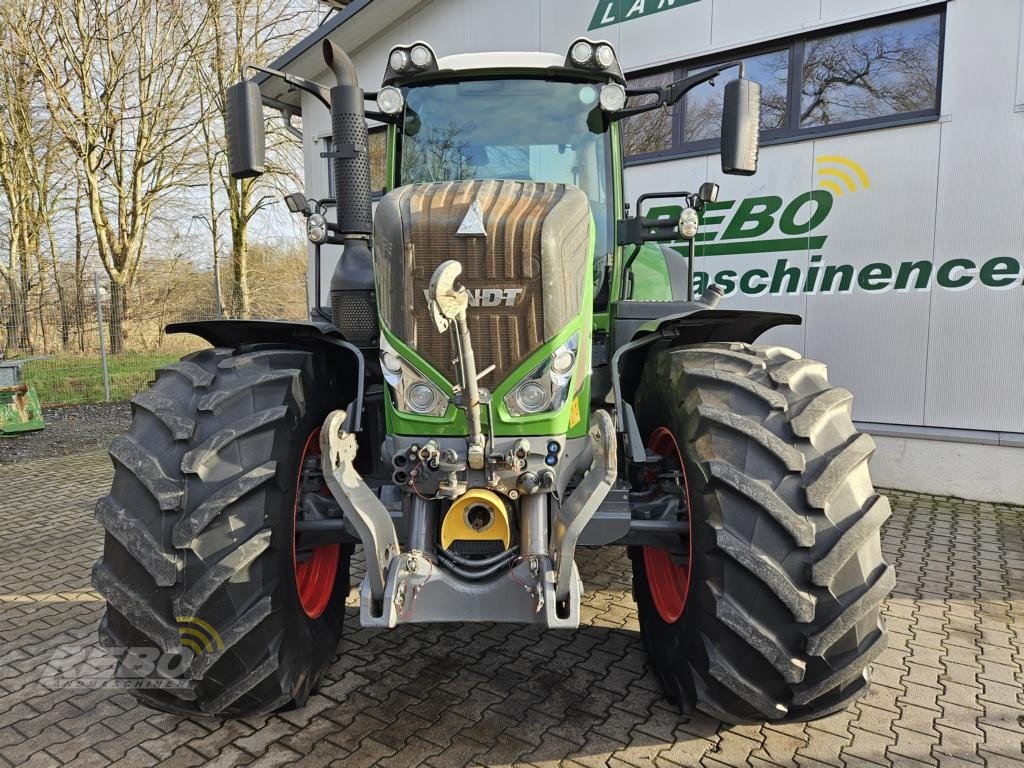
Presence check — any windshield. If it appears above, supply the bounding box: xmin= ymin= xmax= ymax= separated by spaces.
xmin=399 ymin=78 xmax=614 ymax=263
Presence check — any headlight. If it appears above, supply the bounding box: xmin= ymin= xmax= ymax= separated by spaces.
xmin=380 ymin=337 xmax=447 ymax=417
xmin=515 ymin=382 xmax=549 ymax=414
xmin=306 ymin=213 xmax=328 ymax=245
xmin=679 ymin=207 xmax=700 ymax=240
xmin=376 ymin=86 xmax=404 ymax=115
xmin=504 ymin=334 xmax=579 ymax=417
xmin=407 ymin=382 xmax=439 ymax=414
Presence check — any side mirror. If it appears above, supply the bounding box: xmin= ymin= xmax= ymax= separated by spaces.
xmin=226 ymin=80 xmax=266 ymax=179
xmin=698 ymin=182 xmax=719 ymax=204
xmin=720 ymin=77 xmax=761 ymax=176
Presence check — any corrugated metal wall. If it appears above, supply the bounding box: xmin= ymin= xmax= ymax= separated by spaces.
xmin=301 ymin=0 xmax=1024 ymax=434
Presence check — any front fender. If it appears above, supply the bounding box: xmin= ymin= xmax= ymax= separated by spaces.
xmin=167 ymin=318 xmax=342 ymax=348
xmin=609 ymin=307 xmax=801 ymax=463
xmin=167 ymin=319 xmax=368 ymax=431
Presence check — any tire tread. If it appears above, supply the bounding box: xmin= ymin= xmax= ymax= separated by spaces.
xmin=632 ymin=343 xmax=892 ymax=724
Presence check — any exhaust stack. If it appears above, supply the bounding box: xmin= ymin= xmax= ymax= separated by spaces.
xmin=322 ymin=40 xmax=372 ymax=236
xmin=322 ymin=40 xmax=377 ymax=344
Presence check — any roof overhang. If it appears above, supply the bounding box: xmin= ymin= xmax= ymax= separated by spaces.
xmin=257 ymin=0 xmax=427 ymax=112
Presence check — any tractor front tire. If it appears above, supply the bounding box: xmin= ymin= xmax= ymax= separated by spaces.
xmin=632 ymin=342 xmax=893 ymax=723
xmin=92 ymin=346 xmax=352 ymax=716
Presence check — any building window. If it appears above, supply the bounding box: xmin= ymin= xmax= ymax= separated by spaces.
xmin=799 ymin=15 xmax=941 ymax=128
xmin=684 ymin=49 xmax=790 ymax=144
xmin=326 ymin=126 xmax=389 ymax=198
xmin=623 ymin=7 xmax=943 ymax=161
xmin=622 ymin=70 xmax=676 ymax=156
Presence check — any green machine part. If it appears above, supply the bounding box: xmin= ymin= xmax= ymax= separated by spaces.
xmin=0 ymin=361 xmax=45 ymax=435
xmin=0 ymin=385 xmax=44 ymax=435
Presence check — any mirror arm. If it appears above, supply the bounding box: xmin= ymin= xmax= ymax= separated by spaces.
xmin=243 ymin=62 xmax=333 ymax=110
xmin=609 ymin=60 xmax=744 ymax=121
xmin=243 ymin=64 xmax=400 ymax=125
xmin=665 ymin=60 xmax=743 ymax=106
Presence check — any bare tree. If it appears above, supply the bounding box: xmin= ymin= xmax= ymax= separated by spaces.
xmin=22 ymin=0 xmax=209 ymax=353
xmin=0 ymin=5 xmax=65 ymax=354
xmin=192 ymin=0 xmax=314 ymax=319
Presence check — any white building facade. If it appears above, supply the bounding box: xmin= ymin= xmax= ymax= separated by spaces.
xmin=263 ymin=0 xmax=1024 ymax=502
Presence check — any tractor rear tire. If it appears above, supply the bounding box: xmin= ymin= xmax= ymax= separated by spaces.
xmin=632 ymin=342 xmax=893 ymax=723
xmin=92 ymin=345 xmax=352 ymax=716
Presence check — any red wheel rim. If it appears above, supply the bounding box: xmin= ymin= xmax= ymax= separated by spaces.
xmin=643 ymin=427 xmax=693 ymax=624
xmin=293 ymin=428 xmax=340 ymax=619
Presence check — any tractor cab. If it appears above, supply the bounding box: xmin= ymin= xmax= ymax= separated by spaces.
xmin=381 ymin=47 xmax=621 ymax=300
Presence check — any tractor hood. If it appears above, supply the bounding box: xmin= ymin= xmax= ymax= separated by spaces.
xmin=374 ymin=179 xmax=592 ymax=391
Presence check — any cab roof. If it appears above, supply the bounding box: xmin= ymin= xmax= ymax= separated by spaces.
xmin=435 ymin=52 xmax=566 ymax=72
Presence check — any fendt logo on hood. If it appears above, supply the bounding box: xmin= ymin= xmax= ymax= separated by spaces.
xmin=422 ymin=287 xmax=524 ymax=307
xmin=590 ymin=0 xmax=701 ymax=30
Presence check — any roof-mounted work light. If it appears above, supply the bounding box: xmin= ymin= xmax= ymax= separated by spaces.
xmin=564 ymin=38 xmax=624 ymax=82
xmin=383 ymin=41 xmax=439 ymax=84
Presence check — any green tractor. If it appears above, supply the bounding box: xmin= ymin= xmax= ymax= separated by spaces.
xmin=93 ymin=37 xmax=893 ymax=723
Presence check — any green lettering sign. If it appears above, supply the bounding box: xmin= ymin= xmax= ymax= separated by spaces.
xmin=936 ymin=258 xmax=976 ymax=289
xmin=721 ymin=196 xmax=783 ymax=240
xmin=779 ymin=191 xmax=833 ymax=235
xmin=979 ymin=256 xmax=1021 ymax=288
xmin=858 ymin=262 xmax=893 ymax=292
xmin=589 ymin=0 xmax=702 ymax=31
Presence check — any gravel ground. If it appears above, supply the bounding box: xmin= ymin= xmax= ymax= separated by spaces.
xmin=0 ymin=401 xmax=129 ymax=465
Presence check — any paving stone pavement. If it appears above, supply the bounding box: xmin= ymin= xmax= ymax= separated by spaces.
xmin=1 ymin=449 xmax=1022 ymax=767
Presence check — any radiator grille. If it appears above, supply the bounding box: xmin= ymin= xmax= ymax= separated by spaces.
xmin=374 ymin=180 xmax=591 ymax=389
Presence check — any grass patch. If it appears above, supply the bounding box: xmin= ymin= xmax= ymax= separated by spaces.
xmin=21 ymin=353 xmax=185 ymax=406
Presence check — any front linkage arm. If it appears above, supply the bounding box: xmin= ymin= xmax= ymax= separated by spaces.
xmin=319 ymin=410 xmax=400 ymax=610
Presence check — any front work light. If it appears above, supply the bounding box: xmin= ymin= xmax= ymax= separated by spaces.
xmin=599 ymin=83 xmax=627 ymax=112
xmin=306 ymin=213 xmax=329 ymax=244
xmin=376 ymin=85 xmax=405 ymax=115
xmin=283 ymin=192 xmax=307 ymax=213
xmin=679 ymin=208 xmax=700 ymax=240
xmin=594 ymin=44 xmax=615 ymax=68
